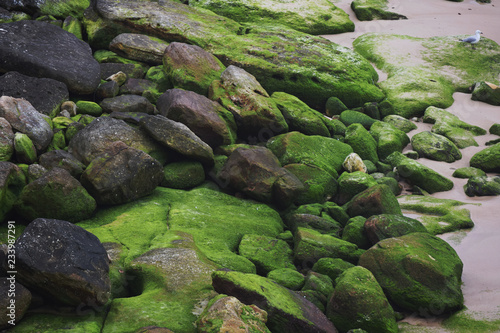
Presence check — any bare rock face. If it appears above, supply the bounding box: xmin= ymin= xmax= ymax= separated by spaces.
xmin=0 ymin=20 xmax=100 ymax=95
xmin=80 ymin=141 xmax=164 ymax=205
xmin=15 ymin=218 xmax=111 ymax=307
xmin=0 ymin=278 xmax=31 ymax=329
xmin=109 ymin=33 xmax=169 ymax=65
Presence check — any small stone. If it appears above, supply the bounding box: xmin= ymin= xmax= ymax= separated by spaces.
xmin=343 ymin=152 xmax=367 ymax=173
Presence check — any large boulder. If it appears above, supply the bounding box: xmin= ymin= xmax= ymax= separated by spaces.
xmin=15 ymin=167 xmax=96 ymax=222
xmin=157 ymin=89 xmax=236 ymax=148
xmin=218 ymin=146 xmax=304 ymax=207
xmin=15 ymin=218 xmax=111 ymax=306
xmin=469 ymin=143 xmax=500 ymax=173
xmin=353 ymin=33 xmax=500 ymax=118
xmin=81 ymin=141 xmax=164 ymax=205
xmin=212 ymin=270 xmax=338 ymax=333
xmin=386 ymin=151 xmax=454 ymax=193
xmin=0 ymin=0 xmax=89 ymax=18
xmin=139 ymin=114 xmax=214 ymax=165
xmin=90 ymin=0 xmax=384 ymax=109
xmin=411 ymin=131 xmax=462 ymax=163
xmin=326 ymin=266 xmax=397 ymax=333
xmin=0 ymin=96 xmax=53 ymax=152
xmin=190 ymin=0 xmax=353 ymax=35
xmin=163 ymin=42 xmax=226 ymax=96
xmin=68 ymin=117 xmax=164 ymax=165
xmin=267 ymin=131 xmax=353 ymax=178
xmin=359 ymin=232 xmax=464 ymax=315
xmin=0 ymin=71 xmax=69 ymax=118
xmin=0 ymin=20 xmax=100 ymax=95
xmin=0 ymin=161 xmax=25 ymax=222
xmin=209 ymin=65 xmax=288 ymax=140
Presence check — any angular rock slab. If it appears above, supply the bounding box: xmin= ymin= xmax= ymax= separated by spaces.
xmin=15 ymin=218 xmax=111 ymax=306
xmin=0 ymin=96 xmax=53 ymax=152
xmin=68 ymin=116 xmax=164 ymax=165
xmin=140 ymin=114 xmax=214 ymax=165
xmin=157 ymin=88 xmax=236 ymax=148
xmin=0 ymin=20 xmax=100 ymax=95
xmin=212 ymin=270 xmax=338 ymax=333
xmin=81 ymin=141 xmax=164 ymax=205
xmin=109 ymin=33 xmax=169 ymax=65
xmin=359 ymin=232 xmax=464 ymax=316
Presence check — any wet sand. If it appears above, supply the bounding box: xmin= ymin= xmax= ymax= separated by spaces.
xmin=323 ymin=0 xmax=500 ymax=329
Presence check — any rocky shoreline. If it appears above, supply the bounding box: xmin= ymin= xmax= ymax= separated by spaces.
xmin=1 ymin=0 xmax=500 ymax=332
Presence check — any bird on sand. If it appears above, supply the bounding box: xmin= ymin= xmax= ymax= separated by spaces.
xmin=459 ymin=30 xmax=483 ymax=49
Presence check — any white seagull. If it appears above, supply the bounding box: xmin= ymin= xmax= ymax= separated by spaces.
xmin=459 ymin=30 xmax=483 ymax=49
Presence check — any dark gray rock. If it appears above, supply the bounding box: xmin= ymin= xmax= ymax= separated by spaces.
xmin=0 ymin=117 xmax=14 ymax=161
xmin=0 ymin=71 xmax=69 ymax=118
xmin=68 ymin=116 xmax=164 ymax=165
xmin=157 ymin=89 xmax=236 ymax=148
xmin=109 ymin=33 xmax=169 ymax=65
xmin=100 ymin=62 xmax=146 ymax=80
xmin=100 ymin=94 xmax=155 ymax=114
xmin=81 ymin=141 xmax=164 ymax=205
xmin=0 ymin=161 xmax=25 ymax=222
xmin=39 ymin=150 xmax=86 ymax=178
xmin=140 ymin=114 xmax=214 ymax=165
xmin=0 ymin=96 xmax=53 ymax=152
xmin=15 ymin=167 xmax=96 ymax=222
xmin=218 ymin=146 xmax=304 ymax=207
xmin=15 ymin=218 xmax=111 ymax=306
xmin=0 ymin=20 xmax=100 ymax=95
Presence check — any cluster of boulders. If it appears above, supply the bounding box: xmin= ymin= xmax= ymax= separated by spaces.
xmin=0 ymin=0 xmax=500 ymax=332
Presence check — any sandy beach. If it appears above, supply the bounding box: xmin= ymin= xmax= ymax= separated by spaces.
xmin=324 ymin=0 xmax=500 ymax=329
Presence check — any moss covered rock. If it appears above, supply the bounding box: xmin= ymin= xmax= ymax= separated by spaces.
xmin=351 ymin=0 xmax=406 ymax=21
xmin=423 ymin=106 xmax=486 ymax=148
xmin=490 ymin=123 xmax=500 ymax=136
xmin=344 ymin=184 xmax=402 ymax=218
xmin=354 ymin=33 xmax=500 ymax=118
xmin=383 ymin=114 xmax=417 ymax=133
xmin=92 ymin=0 xmax=384 ymax=109
xmin=267 ymin=131 xmax=353 ymax=179
xmin=344 ymin=123 xmax=379 ymax=164
xmin=212 ymin=270 xmax=337 ymax=333
xmin=398 ymin=195 xmax=475 ymax=234
xmin=341 ymin=216 xmax=370 ymax=249
xmin=238 ymin=234 xmax=294 ymax=275
xmin=471 ymin=81 xmax=500 ymax=106
xmin=327 ymin=266 xmax=397 ymax=333
xmin=339 ymin=110 xmax=378 ymax=129
xmin=469 ymin=143 xmax=500 ymax=173
xmin=284 ymin=163 xmax=338 ymax=205
xmin=15 ymin=167 xmax=96 ymax=222
xmin=336 ymin=171 xmax=377 ymax=205
xmin=411 ymin=131 xmax=462 ymax=163
xmin=311 ymin=258 xmax=354 ymax=284
xmin=0 ymin=117 xmax=14 ymax=161
xmin=294 ymin=227 xmax=359 ymax=267
xmin=364 ymin=214 xmax=428 ymax=246
xmin=464 ymin=176 xmax=500 ymax=197
xmin=370 ymin=121 xmax=409 ymax=160
xmin=190 ymin=0 xmax=353 ymax=35
xmin=386 ymin=151 xmax=454 ymax=193
xmin=271 ymin=92 xmax=330 ymax=137
xmin=0 ymin=162 xmax=26 ymax=222
xmin=14 ymin=133 xmax=37 ymax=164
xmin=267 ymin=268 xmax=305 ymax=290
xmin=452 ymin=166 xmax=486 ymax=179
xmin=161 ymin=161 xmax=205 ymax=189
xmin=359 ymin=232 xmax=464 ymax=315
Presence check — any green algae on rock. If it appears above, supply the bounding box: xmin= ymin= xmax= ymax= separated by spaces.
xmin=284 ymin=163 xmax=338 ymax=205
xmin=267 ymin=268 xmax=305 ymax=291
xmin=91 ymin=0 xmax=384 ymax=110
xmin=351 ymin=0 xmax=407 ymax=21
xmin=464 ymin=176 xmax=500 ymax=197
xmin=327 ymin=266 xmax=398 ymax=333
xmin=411 ymin=131 xmax=462 ymax=163
xmin=423 ymin=106 xmax=486 ymax=148
xmin=386 ymin=151 xmax=454 ymax=193
xmin=344 ymin=123 xmax=379 ymax=164
xmin=383 ymin=114 xmax=417 ymax=133
xmin=398 ymin=195 xmax=475 ymax=234
xmin=344 ymin=184 xmax=402 ymax=218
xmin=452 ymin=166 xmax=486 ymax=179
xmin=370 ymin=121 xmax=410 ymax=160
xmin=190 ymin=0 xmax=354 ymax=35
xmin=359 ymin=232 xmax=464 ymax=316
xmin=470 ymin=142 xmax=500 ymax=173
xmin=353 ymin=33 xmax=500 ymax=118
